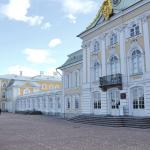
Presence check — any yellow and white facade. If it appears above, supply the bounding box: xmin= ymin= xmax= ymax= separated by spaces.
xmin=6 ymin=0 xmax=150 ymax=117
xmin=0 ymin=74 xmax=62 ymax=112
xmin=78 ymin=0 xmax=150 ymax=116
xmin=59 ymin=0 xmax=150 ymax=117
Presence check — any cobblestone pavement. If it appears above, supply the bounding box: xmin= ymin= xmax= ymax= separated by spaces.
xmin=0 ymin=113 xmax=150 ymax=150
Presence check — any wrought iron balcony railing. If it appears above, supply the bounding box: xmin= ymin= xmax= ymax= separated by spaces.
xmin=99 ymin=74 xmax=122 ymax=91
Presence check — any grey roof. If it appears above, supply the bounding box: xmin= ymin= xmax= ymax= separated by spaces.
xmin=58 ymin=49 xmax=83 ymax=69
xmin=7 ymin=80 xmax=40 ymax=88
xmin=0 ymin=74 xmax=61 ymax=82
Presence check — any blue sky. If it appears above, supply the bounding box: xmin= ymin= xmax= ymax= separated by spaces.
xmin=0 ymin=0 xmax=103 ymax=76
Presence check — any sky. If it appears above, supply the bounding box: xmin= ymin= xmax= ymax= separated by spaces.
xmin=0 ymin=0 xmax=103 ymax=77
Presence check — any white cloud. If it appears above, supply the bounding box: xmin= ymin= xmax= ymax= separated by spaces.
xmin=0 ymin=0 xmax=48 ymax=26
xmin=23 ymin=48 xmax=56 ymax=64
xmin=41 ymin=22 xmax=51 ymax=30
xmin=67 ymin=14 xmax=76 ymax=24
xmin=48 ymin=38 xmax=62 ymax=48
xmin=8 ymin=65 xmax=60 ymax=77
xmin=62 ymin=0 xmax=97 ymax=15
xmin=8 ymin=65 xmax=39 ymax=77
xmin=59 ymin=0 xmax=98 ymax=23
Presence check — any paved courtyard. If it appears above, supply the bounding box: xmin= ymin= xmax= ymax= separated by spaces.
xmin=0 ymin=113 xmax=150 ymax=150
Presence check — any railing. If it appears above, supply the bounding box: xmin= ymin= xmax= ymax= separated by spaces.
xmin=99 ymin=74 xmax=122 ymax=91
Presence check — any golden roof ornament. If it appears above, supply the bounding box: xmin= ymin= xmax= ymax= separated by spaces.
xmin=101 ymin=0 xmax=113 ymax=20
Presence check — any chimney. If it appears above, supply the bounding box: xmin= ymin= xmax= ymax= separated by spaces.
xmin=20 ymin=71 xmax=23 ymax=76
xmin=40 ymin=71 xmax=44 ymax=76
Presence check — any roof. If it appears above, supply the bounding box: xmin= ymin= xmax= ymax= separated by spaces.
xmin=58 ymin=49 xmax=83 ymax=69
xmin=0 ymin=74 xmax=61 ymax=82
xmin=78 ymin=0 xmax=144 ymax=36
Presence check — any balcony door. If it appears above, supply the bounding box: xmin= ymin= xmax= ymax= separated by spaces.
xmin=108 ymin=89 xmax=120 ymax=116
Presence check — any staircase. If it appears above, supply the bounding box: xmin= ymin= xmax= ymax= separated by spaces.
xmin=68 ymin=115 xmax=150 ymax=129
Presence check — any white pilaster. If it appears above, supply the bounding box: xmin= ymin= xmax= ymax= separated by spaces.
xmin=143 ymin=16 xmax=150 ymax=74
xmin=81 ymin=41 xmax=92 ymax=114
xmin=101 ymin=35 xmax=106 ymax=76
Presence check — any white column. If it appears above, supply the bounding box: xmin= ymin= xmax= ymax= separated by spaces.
xmin=143 ymin=16 xmax=150 ymax=73
xmin=82 ymin=44 xmax=88 ymax=84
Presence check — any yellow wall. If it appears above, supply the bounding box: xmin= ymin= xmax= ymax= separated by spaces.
xmin=19 ymin=81 xmax=62 ymax=96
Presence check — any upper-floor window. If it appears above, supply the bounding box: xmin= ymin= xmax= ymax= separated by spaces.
xmin=23 ymin=89 xmax=30 ymax=95
xmin=110 ymin=33 xmax=117 ymax=45
xmin=131 ymin=50 xmax=142 ymax=75
xmin=110 ymin=56 xmax=119 ymax=75
xmin=2 ymin=83 xmax=7 ymax=88
xmin=94 ymin=41 xmax=99 ymax=52
xmin=93 ymin=62 xmax=100 ymax=81
xmin=42 ymin=84 xmax=46 ymax=89
xmin=130 ymin=24 xmax=140 ymax=37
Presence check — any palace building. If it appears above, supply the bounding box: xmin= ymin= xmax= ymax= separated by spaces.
xmin=12 ymin=0 xmax=150 ymax=117
xmin=60 ymin=0 xmax=150 ymax=117
xmin=0 ymin=73 xmax=62 ymax=112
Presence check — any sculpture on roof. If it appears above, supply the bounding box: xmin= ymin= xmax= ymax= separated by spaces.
xmin=101 ymin=0 xmax=113 ymax=20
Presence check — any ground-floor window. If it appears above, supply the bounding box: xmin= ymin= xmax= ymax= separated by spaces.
xmin=93 ymin=92 xmax=101 ymax=109
xmin=108 ymin=90 xmax=120 ymax=109
xmin=75 ymin=97 xmax=79 ymax=109
xmin=131 ymin=87 xmax=144 ymax=109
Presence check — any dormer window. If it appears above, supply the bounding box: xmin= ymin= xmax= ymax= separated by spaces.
xmin=94 ymin=41 xmax=99 ymax=52
xmin=130 ymin=24 xmax=140 ymax=37
xmin=110 ymin=33 xmax=117 ymax=45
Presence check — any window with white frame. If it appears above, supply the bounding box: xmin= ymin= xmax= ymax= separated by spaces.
xmin=130 ymin=24 xmax=140 ymax=37
xmin=66 ymin=97 xmax=71 ymax=109
xmin=23 ymin=89 xmax=30 ymax=95
xmin=75 ymin=96 xmax=80 ymax=109
xmin=74 ymin=70 xmax=80 ymax=87
xmin=110 ymin=33 xmax=117 ymax=45
xmin=42 ymin=84 xmax=46 ymax=89
xmin=43 ymin=97 xmax=46 ymax=108
xmin=57 ymin=97 xmax=61 ymax=109
xmin=94 ymin=41 xmax=99 ymax=52
xmin=37 ymin=98 xmax=40 ymax=109
xmin=131 ymin=87 xmax=144 ymax=109
xmin=93 ymin=92 xmax=101 ymax=109
xmin=49 ymin=97 xmax=53 ymax=108
xmin=93 ymin=61 xmax=100 ymax=81
xmin=131 ymin=50 xmax=143 ymax=75
xmin=110 ymin=56 xmax=119 ymax=75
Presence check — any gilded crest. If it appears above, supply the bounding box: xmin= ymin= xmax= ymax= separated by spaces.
xmin=101 ymin=0 xmax=113 ymax=20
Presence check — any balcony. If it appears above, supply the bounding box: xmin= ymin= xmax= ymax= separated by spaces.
xmin=99 ymin=74 xmax=122 ymax=91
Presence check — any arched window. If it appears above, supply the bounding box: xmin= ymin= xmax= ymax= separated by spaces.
xmin=2 ymin=83 xmax=7 ymax=88
xmin=110 ymin=56 xmax=119 ymax=75
xmin=131 ymin=50 xmax=142 ymax=75
xmin=67 ymin=98 xmax=71 ymax=109
xmin=131 ymin=87 xmax=144 ymax=109
xmin=93 ymin=62 xmax=100 ymax=81
xmin=94 ymin=41 xmax=99 ymax=52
